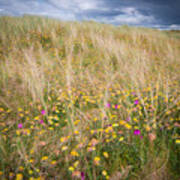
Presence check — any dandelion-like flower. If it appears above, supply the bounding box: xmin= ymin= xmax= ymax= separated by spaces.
xmin=16 ymin=173 xmax=23 ymax=180
xmin=94 ymin=156 xmax=100 ymax=165
xmin=175 ymin=139 xmax=180 ymax=144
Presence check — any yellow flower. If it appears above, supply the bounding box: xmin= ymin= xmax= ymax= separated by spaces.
xmin=119 ymin=120 xmax=125 ymax=125
xmin=103 ymin=152 xmax=109 ymax=158
xmin=74 ymin=120 xmax=80 ymax=125
xmin=48 ymin=127 xmax=54 ymax=131
xmin=68 ymin=166 xmax=74 ymax=172
xmin=9 ymin=172 xmax=14 ymax=177
xmin=60 ymin=137 xmax=66 ymax=143
xmin=175 ymin=139 xmax=180 ymax=144
xmin=112 ymin=133 xmax=117 ymax=139
xmin=19 ymin=113 xmax=24 ymax=117
xmin=74 ymin=130 xmax=79 ymax=135
xmin=102 ymin=170 xmax=107 ymax=176
xmin=16 ymin=173 xmax=23 ymax=180
xmin=62 ymin=146 xmax=68 ymax=151
xmin=34 ymin=116 xmax=40 ymax=120
xmin=35 ymin=176 xmax=45 ymax=180
xmin=35 ymin=169 xmax=40 ymax=173
xmin=16 ymin=130 xmax=21 ymax=136
xmin=29 ymin=159 xmax=34 ymax=163
xmin=112 ymin=123 xmax=119 ymax=127
xmin=51 ymin=160 xmax=56 ymax=165
xmin=105 ymin=126 xmax=113 ymax=133
xmin=28 ymin=170 xmax=33 ymax=175
xmin=133 ymin=118 xmax=138 ymax=122
xmin=73 ymin=161 xmax=79 ymax=167
xmin=18 ymin=108 xmax=23 ymax=112
xmin=25 ymin=129 xmax=31 ymax=135
xmin=145 ymin=125 xmax=151 ymax=131
xmin=0 ymin=171 xmax=3 ymax=176
xmin=70 ymin=150 xmax=79 ymax=157
xmin=30 ymin=149 xmax=34 ymax=154
xmin=119 ymin=137 xmax=124 ymax=142
xmin=41 ymin=156 xmax=48 ymax=161
xmin=94 ymin=156 xmax=100 ymax=165
xmin=124 ymin=123 xmax=132 ymax=129
xmin=152 ymin=123 xmax=157 ymax=129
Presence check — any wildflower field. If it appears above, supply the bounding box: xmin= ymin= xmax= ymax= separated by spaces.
xmin=0 ymin=16 xmax=180 ymax=180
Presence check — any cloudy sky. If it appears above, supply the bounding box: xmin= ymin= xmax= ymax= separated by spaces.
xmin=0 ymin=0 xmax=180 ymax=30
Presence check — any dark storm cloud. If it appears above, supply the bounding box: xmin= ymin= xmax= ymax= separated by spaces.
xmin=0 ymin=0 xmax=180 ymax=29
xmin=102 ymin=0 xmax=180 ymax=26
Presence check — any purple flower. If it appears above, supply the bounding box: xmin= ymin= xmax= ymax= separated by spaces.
xmin=18 ymin=123 xmax=23 ymax=129
xmin=81 ymin=172 xmax=85 ymax=180
xmin=106 ymin=103 xmax=111 ymax=108
xmin=40 ymin=120 xmax=44 ymax=124
xmin=41 ymin=110 xmax=46 ymax=115
xmin=132 ymin=92 xmax=136 ymax=96
xmin=134 ymin=100 xmax=139 ymax=105
xmin=134 ymin=129 xmax=141 ymax=135
xmin=115 ymin=104 xmax=118 ymax=109
xmin=126 ymin=117 xmax=131 ymax=122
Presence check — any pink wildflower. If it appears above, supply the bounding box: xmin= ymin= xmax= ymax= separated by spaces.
xmin=41 ymin=110 xmax=46 ymax=115
xmin=106 ymin=103 xmax=111 ymax=108
xmin=134 ymin=100 xmax=139 ymax=105
xmin=126 ymin=117 xmax=131 ymax=121
xmin=18 ymin=123 xmax=23 ymax=129
xmin=81 ymin=172 xmax=85 ymax=180
xmin=40 ymin=120 xmax=44 ymax=124
xmin=134 ymin=129 xmax=140 ymax=135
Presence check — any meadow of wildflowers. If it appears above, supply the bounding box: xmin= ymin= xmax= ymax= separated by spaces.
xmin=0 ymin=16 xmax=180 ymax=180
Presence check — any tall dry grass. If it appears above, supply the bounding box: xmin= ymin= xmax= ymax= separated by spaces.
xmin=0 ymin=16 xmax=180 ymax=179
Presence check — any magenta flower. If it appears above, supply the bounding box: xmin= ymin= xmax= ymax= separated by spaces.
xmin=81 ymin=172 xmax=85 ymax=180
xmin=41 ymin=110 xmax=46 ymax=115
xmin=106 ymin=103 xmax=111 ymax=108
xmin=134 ymin=129 xmax=141 ymax=135
xmin=134 ymin=100 xmax=139 ymax=105
xmin=18 ymin=123 xmax=23 ymax=128
xmin=115 ymin=104 xmax=118 ymax=109
xmin=40 ymin=120 xmax=44 ymax=124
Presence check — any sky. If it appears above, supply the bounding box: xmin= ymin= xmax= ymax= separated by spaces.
xmin=0 ymin=0 xmax=180 ymax=30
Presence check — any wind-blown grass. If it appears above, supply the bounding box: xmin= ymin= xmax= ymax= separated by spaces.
xmin=0 ymin=16 xmax=180 ymax=180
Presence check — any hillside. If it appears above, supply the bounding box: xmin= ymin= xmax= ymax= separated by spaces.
xmin=0 ymin=16 xmax=180 ymax=180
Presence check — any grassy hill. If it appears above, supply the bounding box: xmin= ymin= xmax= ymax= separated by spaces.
xmin=0 ymin=16 xmax=180 ymax=180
